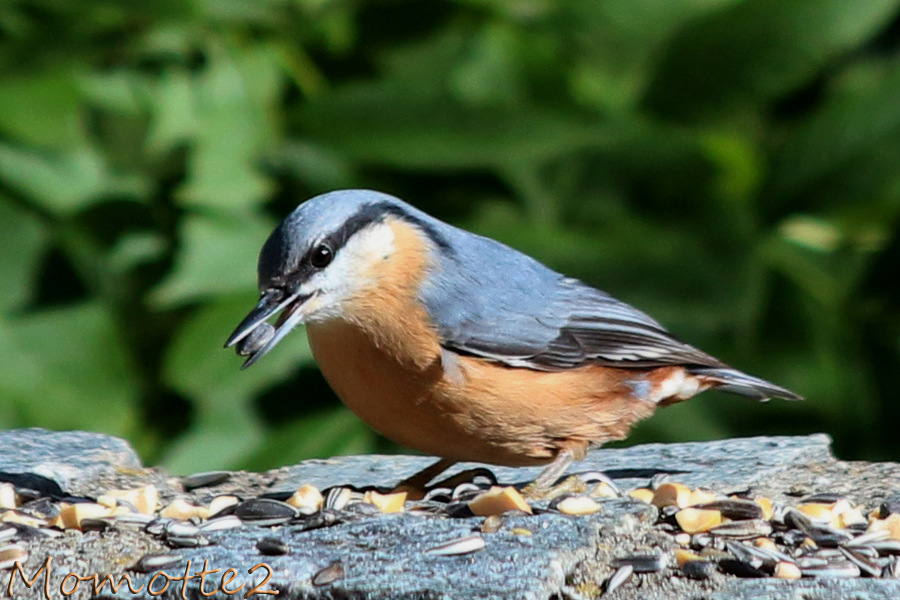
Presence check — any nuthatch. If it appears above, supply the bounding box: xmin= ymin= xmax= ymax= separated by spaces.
xmin=226 ymin=190 xmax=801 ymax=494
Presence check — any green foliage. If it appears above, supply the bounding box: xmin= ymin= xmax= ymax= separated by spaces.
xmin=1 ymin=0 xmax=899 ymax=472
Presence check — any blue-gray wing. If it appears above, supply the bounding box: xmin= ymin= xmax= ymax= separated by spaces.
xmin=418 ymin=230 xmax=725 ymax=371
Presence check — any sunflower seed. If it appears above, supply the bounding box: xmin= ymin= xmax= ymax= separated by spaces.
xmin=167 ymin=535 xmax=209 ymax=548
xmin=134 ymin=553 xmax=183 ymax=573
xmin=113 ymin=512 xmax=155 ymax=528
xmin=451 ymin=483 xmax=482 ymax=501
xmin=840 ymin=547 xmax=882 ymax=578
xmin=312 ymin=562 xmax=344 ymax=586
xmin=0 ymin=545 xmax=27 ymax=570
xmin=79 ymin=518 xmax=109 ymax=532
xmin=681 ymin=560 xmax=716 ymax=580
xmin=868 ymin=539 xmax=900 ymax=555
xmin=423 ymin=487 xmax=453 ymax=502
xmin=606 ymin=565 xmax=633 ymax=593
xmin=182 ymin=471 xmax=232 ymax=491
xmin=200 ymin=515 xmax=242 ymax=533
xmin=802 ymin=560 xmax=861 ymax=578
xmin=424 ymin=534 xmax=485 ymax=556
xmin=717 ymin=559 xmax=767 ymax=578
xmin=694 ymin=500 xmax=763 ymax=521
xmin=885 ymin=556 xmax=900 ymax=578
xmin=164 ymin=521 xmax=200 ymax=537
xmin=613 ymin=553 xmax=666 ymax=573
xmin=809 ymin=527 xmax=853 ymax=548
xmin=235 ymin=498 xmax=298 ymax=526
xmin=0 ymin=528 xmax=16 ymax=543
xmin=710 ymin=520 xmax=772 ymax=539
xmin=257 ymin=536 xmax=290 ymax=556
xmin=324 ymin=488 xmax=352 ymax=511
xmin=800 ymin=493 xmax=846 ymax=504
xmin=579 ymin=472 xmax=621 ymax=495
xmin=236 ymin=323 xmax=275 ymax=357
xmin=846 ymin=530 xmax=890 ymax=547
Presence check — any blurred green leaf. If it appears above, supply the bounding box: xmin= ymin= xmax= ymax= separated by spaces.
xmin=161 ymin=294 xmax=314 ymax=472
xmin=0 ymin=199 xmax=47 ymax=312
xmin=646 ymin=0 xmax=899 ymax=118
xmin=151 ymin=212 xmax=274 ymax=305
xmin=0 ymin=72 xmax=83 ymax=149
xmin=0 ymin=144 xmax=145 ymax=212
xmin=0 ymin=302 xmax=138 ymax=433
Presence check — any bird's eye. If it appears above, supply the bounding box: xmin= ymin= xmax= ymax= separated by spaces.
xmin=310 ymin=243 xmax=333 ymax=269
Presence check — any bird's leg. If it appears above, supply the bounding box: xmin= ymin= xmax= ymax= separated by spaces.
xmin=392 ymin=457 xmax=457 ymax=499
xmin=522 ymin=448 xmax=587 ymax=500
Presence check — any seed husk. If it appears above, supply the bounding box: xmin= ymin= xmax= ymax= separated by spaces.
xmin=802 ymin=560 xmax=861 ymax=578
xmin=199 ymin=515 xmax=242 ymax=533
xmin=717 ymin=559 xmax=767 ymax=578
xmin=709 ymin=519 xmax=773 ymax=539
xmin=481 ymin=515 xmax=503 ymax=533
xmin=424 ymin=534 xmax=486 ymax=556
xmin=675 ymin=508 xmax=723 ymax=534
xmin=134 ymin=553 xmax=183 ymax=573
xmin=167 ymin=534 xmax=209 ymax=548
xmin=693 ymin=499 xmax=763 ymax=521
xmin=839 ymin=547 xmax=882 ymax=578
xmin=257 ymin=536 xmax=290 ymax=556
xmin=468 ymin=487 xmax=531 ymax=517
xmin=208 ymin=495 xmax=240 ymax=517
xmin=606 ymin=565 xmax=633 ymax=593
xmin=312 ymin=562 xmax=344 ymax=586
xmin=682 ymin=559 xmax=716 ymax=580
xmin=652 ymin=483 xmax=692 ymax=509
xmin=0 ymin=485 xmax=16 ymax=510
xmin=555 ymin=495 xmax=600 ymax=516
xmin=182 ymin=471 xmax=231 ymax=491
xmin=613 ymin=553 xmax=666 ymax=573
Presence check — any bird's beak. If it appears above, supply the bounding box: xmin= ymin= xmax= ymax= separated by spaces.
xmin=224 ymin=288 xmax=312 ymax=369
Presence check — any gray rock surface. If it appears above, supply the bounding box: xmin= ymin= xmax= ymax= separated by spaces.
xmin=0 ymin=428 xmax=142 ymax=493
xmin=3 ymin=431 xmax=900 ymax=600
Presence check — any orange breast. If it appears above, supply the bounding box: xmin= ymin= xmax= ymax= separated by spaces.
xmin=304 ymin=217 xmax=668 ymax=466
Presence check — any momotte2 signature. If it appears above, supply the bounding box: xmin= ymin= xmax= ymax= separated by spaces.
xmin=5 ymin=557 xmax=279 ymax=598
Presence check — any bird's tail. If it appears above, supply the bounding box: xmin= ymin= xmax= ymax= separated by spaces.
xmin=690 ymin=367 xmax=803 ymax=402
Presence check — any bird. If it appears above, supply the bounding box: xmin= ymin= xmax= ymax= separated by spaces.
xmin=225 ymin=189 xmax=801 ymax=496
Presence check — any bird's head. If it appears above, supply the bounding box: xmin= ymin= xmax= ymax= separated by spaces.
xmin=225 ymin=190 xmax=447 ymax=367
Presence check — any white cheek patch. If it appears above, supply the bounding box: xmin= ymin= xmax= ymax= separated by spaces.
xmin=300 ymin=223 xmax=396 ymax=322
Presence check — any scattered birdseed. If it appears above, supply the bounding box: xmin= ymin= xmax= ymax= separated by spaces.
xmin=235 ymin=498 xmax=298 ymax=526
xmin=613 ymin=553 xmax=666 ymax=573
xmin=774 ymin=561 xmax=802 ymax=579
xmin=652 ymin=483 xmax=692 ymax=509
xmin=287 ymin=485 xmax=324 ymax=515
xmin=0 ymin=545 xmax=27 ymax=571
xmin=0 ymin=485 xmax=16 ymax=510
xmin=468 ymin=487 xmax=531 ymax=517
xmin=555 ymin=495 xmax=601 ymax=516
xmin=182 ymin=471 xmax=232 ymax=491
xmin=134 ymin=553 xmax=183 ymax=574
xmin=481 ymin=515 xmax=503 ymax=534
xmin=363 ymin=490 xmax=407 ymax=513
xmin=628 ymin=488 xmax=654 ymax=504
xmin=257 ymin=536 xmax=290 ymax=556
xmin=675 ymin=508 xmax=722 ymax=534
xmin=424 ymin=534 xmax=486 ymax=556
xmin=312 ymin=562 xmax=344 ymax=586
xmin=605 ymin=565 xmax=633 ymax=593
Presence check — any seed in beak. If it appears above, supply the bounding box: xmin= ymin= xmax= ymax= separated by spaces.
xmin=236 ymin=323 xmax=275 ymax=357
